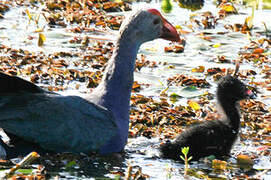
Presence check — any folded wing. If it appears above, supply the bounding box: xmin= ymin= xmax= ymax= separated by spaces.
xmin=0 ymin=73 xmax=117 ymax=153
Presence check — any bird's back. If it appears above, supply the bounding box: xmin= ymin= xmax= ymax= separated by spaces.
xmin=0 ymin=92 xmax=117 ymax=154
xmin=160 ymin=120 xmax=238 ymax=160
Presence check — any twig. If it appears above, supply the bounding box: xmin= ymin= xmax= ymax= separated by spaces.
xmin=233 ymin=60 xmax=240 ymax=77
xmin=125 ymin=164 xmax=132 ymax=180
xmin=87 ymin=36 xmax=115 ymax=41
xmin=3 ymin=152 xmax=40 ymax=178
xmin=134 ymin=167 xmax=142 ymax=180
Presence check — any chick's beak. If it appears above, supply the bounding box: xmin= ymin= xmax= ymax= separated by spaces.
xmin=246 ymin=89 xmax=257 ymax=99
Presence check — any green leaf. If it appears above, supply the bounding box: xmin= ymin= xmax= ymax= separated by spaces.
xmin=161 ymin=0 xmax=173 ymax=13
xmin=16 ymin=169 xmax=34 ymax=175
xmin=182 ymin=147 xmax=189 ymax=155
xmin=206 ymin=155 xmax=216 ymax=161
xmin=183 ymin=86 xmax=197 ymax=91
xmin=170 ymin=92 xmax=181 ymax=103
xmin=65 ymin=160 xmax=77 ymax=169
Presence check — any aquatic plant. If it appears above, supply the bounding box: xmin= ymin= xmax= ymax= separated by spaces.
xmin=180 ymin=147 xmax=192 ymax=175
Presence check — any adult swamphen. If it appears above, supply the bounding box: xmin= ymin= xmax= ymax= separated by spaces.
xmin=0 ymin=9 xmax=180 ymax=158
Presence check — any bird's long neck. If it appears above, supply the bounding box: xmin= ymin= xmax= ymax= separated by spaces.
xmin=91 ymin=37 xmax=140 ymax=124
xmin=219 ymin=99 xmax=240 ymax=131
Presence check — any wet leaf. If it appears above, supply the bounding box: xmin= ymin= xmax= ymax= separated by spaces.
xmin=161 ymin=0 xmax=173 ymax=13
xmin=170 ymin=92 xmax=181 ymax=103
xmin=220 ymin=4 xmax=236 ymax=13
xmin=215 ymin=55 xmax=231 ymax=63
xmin=237 ymin=154 xmax=254 ymax=169
xmin=175 ymin=25 xmax=182 ymax=30
xmin=198 ymin=33 xmax=213 ymax=41
xmin=212 ymin=43 xmax=221 ymax=48
xmin=207 ymin=67 xmax=225 ymax=76
xmin=182 ymin=86 xmax=197 ymax=91
xmin=212 ymin=159 xmax=227 ymax=170
xmin=253 ymin=48 xmax=264 ymax=54
xmin=38 ymin=33 xmax=46 ymax=47
xmin=188 ymin=100 xmax=200 ymax=111
xmin=16 ymin=169 xmax=34 ymax=175
xmin=164 ymin=43 xmax=185 ymax=53
xmin=132 ymin=81 xmax=142 ymax=92
xmin=65 ymin=160 xmax=77 ymax=169
xmin=25 ymin=9 xmax=32 ymax=20
xmin=34 ymin=28 xmax=43 ymax=33
xmin=191 ymin=66 xmax=205 ymax=73
xmin=167 ymin=74 xmax=210 ymax=88
xmin=256 ymin=146 xmax=269 ymax=152
xmin=245 ymin=16 xmax=253 ymax=29
xmin=178 ymin=0 xmax=203 ymax=11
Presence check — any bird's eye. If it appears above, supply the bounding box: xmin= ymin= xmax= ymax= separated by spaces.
xmin=153 ymin=18 xmax=160 ymax=25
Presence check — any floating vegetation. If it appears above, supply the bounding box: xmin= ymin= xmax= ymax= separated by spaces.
xmin=0 ymin=0 xmax=271 ymax=179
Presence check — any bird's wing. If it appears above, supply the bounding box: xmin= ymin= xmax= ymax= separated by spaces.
xmin=0 ymin=72 xmax=45 ymax=93
xmin=0 ymin=93 xmax=117 ymax=153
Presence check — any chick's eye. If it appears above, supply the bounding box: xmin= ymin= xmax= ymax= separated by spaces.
xmin=153 ymin=18 xmax=160 ymax=25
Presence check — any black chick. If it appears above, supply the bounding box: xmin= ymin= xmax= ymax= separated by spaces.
xmin=160 ymin=75 xmax=256 ymax=161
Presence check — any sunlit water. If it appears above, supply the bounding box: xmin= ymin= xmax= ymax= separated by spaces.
xmin=0 ymin=0 xmax=271 ymax=179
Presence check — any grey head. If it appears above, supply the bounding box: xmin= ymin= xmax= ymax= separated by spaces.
xmin=118 ymin=8 xmax=180 ymax=45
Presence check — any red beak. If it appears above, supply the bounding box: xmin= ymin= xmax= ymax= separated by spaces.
xmin=148 ymin=9 xmax=180 ymax=42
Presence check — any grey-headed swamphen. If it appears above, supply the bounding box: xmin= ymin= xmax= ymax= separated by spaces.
xmin=0 ymin=9 xmax=180 ymax=158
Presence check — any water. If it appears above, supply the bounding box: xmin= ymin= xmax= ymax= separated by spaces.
xmin=0 ymin=0 xmax=271 ymax=179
